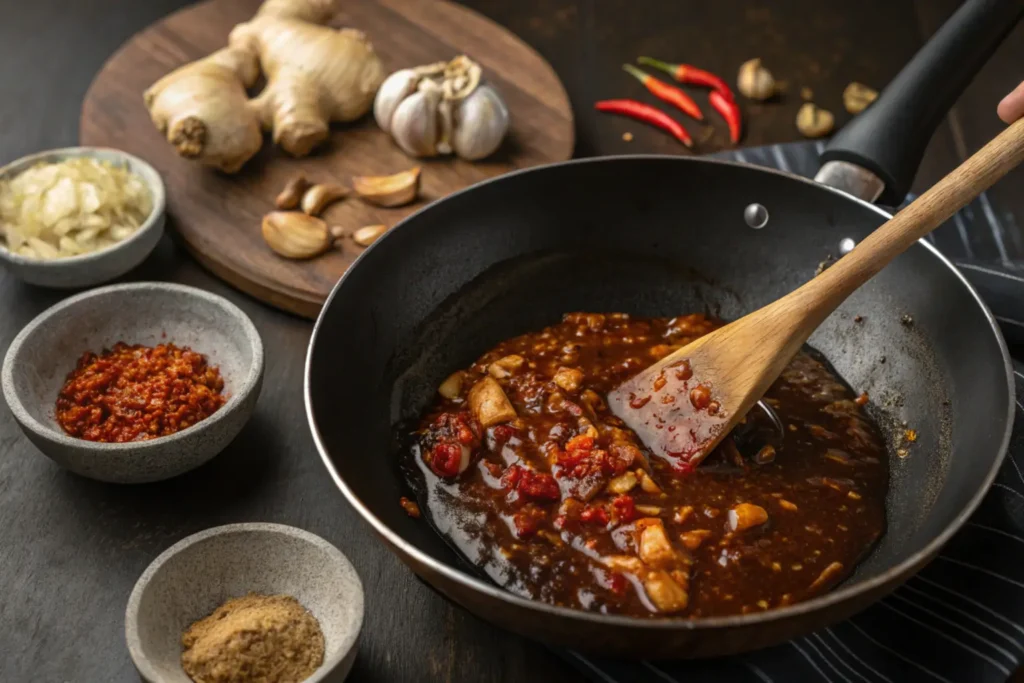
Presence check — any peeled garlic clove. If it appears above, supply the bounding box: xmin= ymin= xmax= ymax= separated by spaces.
xmin=261 ymin=211 xmax=333 ymax=259
xmin=796 ymin=102 xmax=835 ymax=138
xmin=374 ymin=69 xmax=420 ymax=133
xmin=301 ymin=183 xmax=349 ymax=216
xmin=737 ymin=58 xmax=776 ymax=101
xmin=353 ymin=167 xmax=420 ymax=207
xmin=353 ymin=224 xmax=387 ymax=247
xmin=391 ymin=80 xmax=442 ymax=157
xmin=451 ymin=84 xmax=509 ymax=161
xmin=275 ymin=174 xmax=310 ymax=210
xmin=843 ymin=82 xmax=878 ymax=114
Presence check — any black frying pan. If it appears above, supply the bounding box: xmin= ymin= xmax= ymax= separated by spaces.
xmin=306 ymin=0 xmax=1023 ymax=658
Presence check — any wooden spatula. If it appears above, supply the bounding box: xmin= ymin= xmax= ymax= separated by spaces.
xmin=608 ymin=117 xmax=1024 ymax=472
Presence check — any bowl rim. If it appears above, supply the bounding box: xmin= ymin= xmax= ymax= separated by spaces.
xmin=0 ymin=146 xmax=166 ymax=267
xmin=1 ymin=281 xmax=264 ymax=452
xmin=124 ymin=522 xmax=364 ymax=683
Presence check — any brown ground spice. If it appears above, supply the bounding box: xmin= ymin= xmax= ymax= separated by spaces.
xmin=181 ymin=594 xmax=325 ymax=683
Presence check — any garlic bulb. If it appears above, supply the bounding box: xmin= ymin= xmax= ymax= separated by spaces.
xmin=373 ymin=55 xmax=510 ymax=162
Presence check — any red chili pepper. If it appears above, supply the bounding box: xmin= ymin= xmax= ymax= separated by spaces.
xmin=709 ymin=90 xmax=742 ymax=144
xmin=621 ymin=64 xmax=703 ymax=121
xmin=637 ymin=56 xmax=735 ymax=101
xmin=594 ymin=99 xmax=693 ymax=148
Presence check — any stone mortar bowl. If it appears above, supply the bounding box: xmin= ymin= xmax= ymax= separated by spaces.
xmin=0 ymin=146 xmax=166 ymax=288
xmin=1 ymin=282 xmax=263 ymax=483
xmin=125 ymin=523 xmax=364 ymax=683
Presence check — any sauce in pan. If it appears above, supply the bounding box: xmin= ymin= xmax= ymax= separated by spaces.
xmin=404 ymin=313 xmax=887 ymax=618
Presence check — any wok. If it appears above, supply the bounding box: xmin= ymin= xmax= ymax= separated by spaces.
xmin=306 ymin=0 xmax=1023 ymax=658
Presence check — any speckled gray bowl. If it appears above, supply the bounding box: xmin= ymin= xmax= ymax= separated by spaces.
xmin=126 ymin=523 xmax=364 ymax=683
xmin=0 ymin=146 xmax=165 ymax=288
xmin=1 ymin=282 xmax=263 ymax=483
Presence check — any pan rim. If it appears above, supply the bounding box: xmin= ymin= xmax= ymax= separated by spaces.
xmin=304 ymin=153 xmax=1014 ymax=632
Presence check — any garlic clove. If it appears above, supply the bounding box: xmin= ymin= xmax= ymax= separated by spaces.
xmin=451 ymin=84 xmax=510 ymax=161
xmin=352 ymin=167 xmax=421 ymax=207
xmin=261 ymin=211 xmax=333 ymax=259
xmin=843 ymin=82 xmax=878 ymax=114
xmin=300 ymin=183 xmax=349 ymax=216
xmin=737 ymin=58 xmax=776 ymax=101
xmin=374 ymin=69 xmax=420 ymax=133
xmin=353 ymin=224 xmax=388 ymax=247
xmin=437 ymin=99 xmax=455 ymax=155
xmin=796 ymin=102 xmax=835 ymax=138
xmin=275 ymin=174 xmax=310 ymax=210
xmin=390 ymin=79 xmax=442 ymax=157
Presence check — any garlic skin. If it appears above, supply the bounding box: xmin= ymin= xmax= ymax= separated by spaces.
xmin=451 ymin=84 xmax=510 ymax=161
xmin=374 ymin=69 xmax=419 ymax=133
xmin=391 ymin=79 xmax=442 ymax=157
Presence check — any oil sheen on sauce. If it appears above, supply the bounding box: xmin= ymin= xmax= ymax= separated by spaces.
xmin=403 ymin=313 xmax=888 ymax=618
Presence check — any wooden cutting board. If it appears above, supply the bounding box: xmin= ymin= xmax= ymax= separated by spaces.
xmin=80 ymin=0 xmax=574 ymax=318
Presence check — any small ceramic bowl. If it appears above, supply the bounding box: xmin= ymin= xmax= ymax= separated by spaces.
xmin=126 ymin=523 xmax=364 ymax=683
xmin=1 ymin=282 xmax=263 ymax=483
xmin=0 ymin=146 xmax=166 ymax=288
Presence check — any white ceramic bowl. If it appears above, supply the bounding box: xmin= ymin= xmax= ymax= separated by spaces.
xmin=125 ymin=523 xmax=364 ymax=683
xmin=1 ymin=282 xmax=264 ymax=483
xmin=0 ymin=146 xmax=166 ymax=288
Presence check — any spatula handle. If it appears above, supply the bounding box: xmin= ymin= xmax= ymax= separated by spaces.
xmin=793 ymin=117 xmax=1024 ymax=325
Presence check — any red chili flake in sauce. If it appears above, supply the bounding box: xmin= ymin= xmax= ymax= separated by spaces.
xmin=424 ymin=412 xmax=482 ymax=478
xmin=580 ymin=504 xmax=610 ymax=525
xmin=503 ymin=465 xmax=560 ymax=501
xmin=482 ymin=460 xmax=504 ymax=478
xmin=566 ymin=435 xmax=595 ymax=452
xmin=429 ymin=442 xmax=465 ymax=478
xmin=512 ymin=505 xmax=547 ymax=538
xmin=430 ymin=412 xmax=481 ymax=447
xmin=611 ymin=494 xmax=635 ymax=523
xmin=557 ymin=439 xmax=639 ymax=480
xmin=55 ymin=342 xmax=225 ymax=443
xmin=491 ymin=424 xmax=517 ymax=443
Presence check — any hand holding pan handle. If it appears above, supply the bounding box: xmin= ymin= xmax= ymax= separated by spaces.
xmin=818 ymin=0 xmax=1024 ymax=205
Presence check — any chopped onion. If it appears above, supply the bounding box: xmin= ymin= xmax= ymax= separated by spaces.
xmin=0 ymin=157 xmax=152 ymax=260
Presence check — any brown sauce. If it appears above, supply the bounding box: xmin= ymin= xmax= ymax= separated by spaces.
xmin=404 ymin=313 xmax=887 ymax=618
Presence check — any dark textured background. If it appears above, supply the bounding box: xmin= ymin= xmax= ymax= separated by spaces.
xmin=1 ymin=1 xmax=1022 ymax=681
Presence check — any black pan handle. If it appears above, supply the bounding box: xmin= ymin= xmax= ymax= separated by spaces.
xmin=820 ymin=0 xmax=1024 ymax=206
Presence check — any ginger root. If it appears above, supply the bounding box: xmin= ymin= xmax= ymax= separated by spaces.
xmin=144 ymin=0 xmax=385 ymax=173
